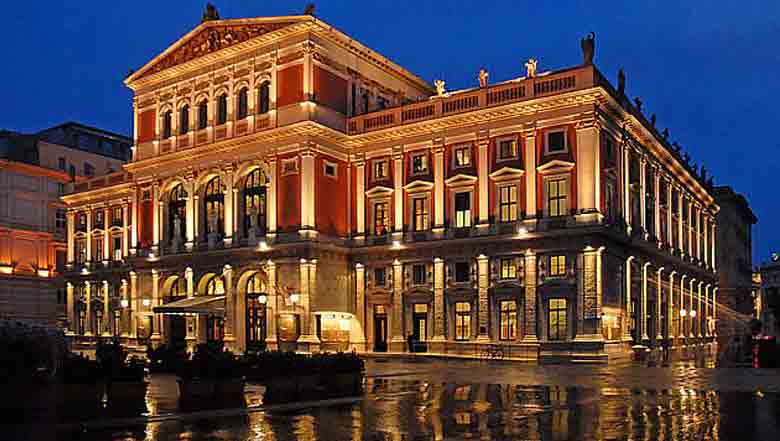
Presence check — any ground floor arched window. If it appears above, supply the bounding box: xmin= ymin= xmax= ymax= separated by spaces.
xmin=246 ymin=273 xmax=267 ymax=350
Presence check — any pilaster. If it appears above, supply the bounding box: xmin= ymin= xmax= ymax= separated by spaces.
xmin=151 ymin=270 xmax=161 ymax=342
xmin=299 ymin=144 xmax=316 ymax=235
xmin=223 ymin=264 xmax=235 ymax=348
xmin=102 ymin=281 xmax=110 ymax=336
xmin=523 ymin=252 xmax=538 ymax=342
xmin=433 ymin=139 xmax=445 ymax=232
xmin=575 ymin=118 xmax=600 ymax=223
xmin=355 ymin=156 xmax=366 ymax=238
xmin=393 ymin=147 xmax=404 ymax=235
xmin=476 ymin=254 xmax=490 ymax=341
xmin=390 ymin=259 xmax=405 ymax=350
xmin=66 ymin=211 xmax=75 ymax=265
xmin=84 ymin=281 xmax=92 ymax=336
xmin=267 ymin=156 xmax=277 ymax=236
xmin=477 ymin=132 xmax=490 ymax=227
xmin=152 ymin=182 xmax=160 ymax=254
xmin=354 ymin=263 xmax=366 ymax=350
xmin=431 ymin=258 xmax=446 ymax=343
xmin=66 ymin=282 xmax=75 ymax=335
xmin=265 ymin=260 xmax=278 ymax=349
xmin=223 ymin=166 xmax=235 ymax=246
xmin=523 ymin=126 xmax=537 ymax=222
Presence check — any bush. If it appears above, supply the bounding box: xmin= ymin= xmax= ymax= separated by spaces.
xmin=0 ymin=320 xmax=65 ymax=382
xmin=178 ymin=342 xmax=243 ymax=381
xmin=147 ymin=343 xmax=187 ymax=373
xmin=97 ymin=339 xmax=146 ymax=382
xmin=59 ymin=353 xmax=102 ymax=384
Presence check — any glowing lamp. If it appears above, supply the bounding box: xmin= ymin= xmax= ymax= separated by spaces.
xmin=142 ymin=298 xmax=151 ymax=307
xmin=120 ymin=299 xmax=129 ymax=308
xmin=680 ymin=308 xmax=687 ymax=318
xmin=258 ymin=294 xmax=268 ymax=304
xmin=690 ymin=309 xmax=697 ymax=318
xmin=290 ymin=293 xmax=300 ymax=304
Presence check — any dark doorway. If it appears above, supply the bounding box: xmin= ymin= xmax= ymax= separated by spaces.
xmin=412 ymin=303 xmax=428 ymax=351
xmin=205 ymin=316 xmax=224 ymax=343
xmin=169 ymin=316 xmax=187 ymax=349
xmin=374 ymin=306 xmax=388 ymax=352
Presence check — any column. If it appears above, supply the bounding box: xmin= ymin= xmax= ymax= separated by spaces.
xmin=432 ymin=257 xmax=446 ymax=343
xmin=433 ymin=141 xmax=445 ymax=232
xmin=84 ymin=281 xmax=93 ymax=336
xmin=653 ymin=170 xmax=661 ymax=243
xmin=697 ymin=281 xmax=703 ymax=337
xmin=103 ymin=207 xmax=110 ymax=263
xmin=66 ymin=211 xmax=75 ymax=266
xmin=477 ymin=134 xmax=489 ymax=226
xmin=355 ymin=157 xmax=366 ymax=238
xmin=393 ymin=147 xmax=404 ymax=235
xmin=575 ymin=119 xmax=600 ymax=220
xmin=711 ymin=223 xmax=716 ymax=271
xmin=130 ymin=272 xmax=138 ymax=338
xmin=185 ymin=177 xmax=195 ymax=249
xmin=297 ymin=259 xmax=320 ymax=346
xmin=668 ymin=272 xmax=676 ymax=340
xmin=185 ymin=267 xmax=196 ymax=349
xmin=85 ymin=207 xmax=93 ymax=264
xmin=524 ymin=128 xmax=537 ymax=223
xmin=66 ymin=282 xmax=75 ymax=335
xmin=302 ymin=41 xmax=314 ymax=102
xmin=223 ymin=168 xmax=235 ymax=245
xmin=639 ymin=158 xmax=647 ymax=234
xmin=666 ymin=181 xmax=673 ymax=247
xmin=477 ymin=255 xmax=490 ymax=341
xmin=390 ymin=259 xmax=405 ymax=350
xmin=223 ymin=264 xmax=235 ymax=348
xmin=703 ymin=216 xmax=709 ymax=267
xmin=101 ymin=281 xmax=110 ymax=336
xmin=122 ymin=203 xmax=129 ymax=257
xmin=355 ymin=263 xmax=366 ymax=350
xmin=300 ymin=146 xmax=316 ymax=234
xmin=624 ymin=257 xmax=633 ymax=341
xmin=704 ymin=284 xmax=711 ymax=336
xmin=523 ymin=252 xmax=538 ymax=342
xmin=641 ymin=262 xmax=649 ymax=341
xmin=267 ymin=158 xmax=277 ymax=236
xmin=121 ymin=279 xmax=129 ymax=337
xmin=695 ymin=207 xmax=701 ymax=261
xmin=687 ymin=200 xmax=694 ymax=258
xmin=689 ymin=278 xmax=696 ymax=337
xmin=713 ymin=287 xmax=718 ymax=335
xmin=152 ymin=182 xmax=160 ymax=253
xmin=679 ymin=275 xmax=687 ymax=338
xmin=622 ymin=146 xmax=631 ymax=232
xmin=130 ymin=187 xmax=138 ymax=254
xmin=677 ymin=191 xmax=684 ymax=255
xmin=151 ymin=269 xmax=161 ymax=342
xmin=265 ymin=260 xmax=278 ymax=349
xmin=656 ymin=268 xmax=664 ymax=341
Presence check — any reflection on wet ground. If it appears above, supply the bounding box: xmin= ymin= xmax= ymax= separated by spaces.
xmin=58 ymin=374 xmax=780 ymax=441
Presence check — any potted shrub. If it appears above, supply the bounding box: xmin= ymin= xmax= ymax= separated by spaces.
xmin=147 ymin=343 xmax=187 ymax=373
xmin=177 ymin=342 xmax=245 ymax=409
xmin=58 ymin=353 xmax=104 ymax=417
xmin=249 ymin=351 xmax=300 ymax=403
xmin=97 ymin=339 xmax=148 ymax=411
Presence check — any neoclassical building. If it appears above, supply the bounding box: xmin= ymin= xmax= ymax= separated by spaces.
xmin=62 ymin=9 xmax=722 ymax=361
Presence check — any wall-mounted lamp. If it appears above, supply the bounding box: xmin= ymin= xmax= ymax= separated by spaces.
xmin=258 ymin=294 xmax=268 ymax=304
xmin=290 ymin=293 xmax=300 ymax=304
xmin=680 ymin=308 xmax=687 ymax=318
xmin=120 ymin=299 xmax=129 ymax=308
xmin=142 ymin=298 xmax=151 ymax=307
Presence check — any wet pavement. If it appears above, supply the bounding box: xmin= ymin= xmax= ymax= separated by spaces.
xmin=41 ymin=354 xmax=780 ymax=440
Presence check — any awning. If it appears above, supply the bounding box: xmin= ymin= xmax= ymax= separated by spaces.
xmin=153 ymin=295 xmax=225 ymax=316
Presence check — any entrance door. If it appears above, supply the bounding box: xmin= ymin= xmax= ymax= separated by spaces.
xmin=205 ymin=316 xmax=224 ymax=344
xmin=412 ymin=304 xmax=428 ymax=351
xmin=374 ymin=305 xmax=388 ymax=352
xmin=169 ymin=316 xmax=187 ymax=349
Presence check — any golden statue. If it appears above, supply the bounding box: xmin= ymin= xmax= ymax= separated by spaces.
xmin=478 ymin=69 xmax=489 ymax=88
xmin=434 ymin=79 xmax=446 ymax=96
xmin=525 ymin=58 xmax=538 ymax=78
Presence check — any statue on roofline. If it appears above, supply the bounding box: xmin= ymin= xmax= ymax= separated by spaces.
xmin=434 ymin=79 xmax=446 ymax=97
xmin=650 ymin=113 xmax=656 ymax=127
xmin=617 ymin=68 xmax=626 ymax=95
xmin=202 ymin=3 xmax=220 ymax=23
xmin=304 ymin=3 xmax=316 ymax=15
xmin=478 ymin=69 xmax=489 ymax=88
xmin=525 ymin=58 xmax=538 ymax=78
xmin=580 ymin=32 xmax=595 ymax=65
xmin=662 ymin=128 xmax=669 ymax=140
xmin=634 ymin=97 xmax=643 ymax=112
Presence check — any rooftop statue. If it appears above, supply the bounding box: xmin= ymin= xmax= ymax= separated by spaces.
xmin=478 ymin=69 xmax=489 ymax=88
xmin=617 ymin=68 xmax=626 ymax=95
xmin=683 ymin=152 xmax=690 ymax=164
xmin=580 ymin=32 xmax=595 ymax=65
xmin=304 ymin=3 xmax=316 ymax=15
xmin=650 ymin=113 xmax=657 ymax=127
xmin=701 ymin=166 xmax=708 ymax=181
xmin=434 ymin=79 xmax=446 ymax=97
xmin=525 ymin=58 xmax=538 ymax=78
xmin=202 ymin=3 xmax=220 ymax=22
xmin=662 ymin=128 xmax=669 ymax=140
xmin=634 ymin=97 xmax=643 ymax=112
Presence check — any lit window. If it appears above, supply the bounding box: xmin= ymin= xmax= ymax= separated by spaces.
xmin=498 ymin=138 xmax=517 ymax=160
xmin=112 ymin=207 xmax=122 ymax=226
xmin=94 ymin=236 xmax=103 ymax=261
xmin=95 ymin=210 xmax=104 ymax=227
xmin=455 ymin=302 xmax=471 ymax=341
xmin=323 ymin=161 xmax=337 ymax=178
xmin=454 ymin=262 xmax=470 ymax=283
xmin=546 ymin=130 xmax=566 ymax=153
xmin=550 ymin=255 xmax=566 ymax=277
xmin=498 ymin=185 xmax=517 ymax=222
xmin=412 ymin=264 xmax=426 ymax=285
xmin=500 ymin=258 xmax=516 ymax=280
xmin=373 ymin=160 xmax=388 ymax=180
xmin=412 ymin=197 xmax=429 ymax=231
xmin=205 ymin=276 xmax=225 ymax=295
xmin=454 ymin=146 xmax=471 ymax=167
xmin=547 ymin=178 xmax=568 ymax=217
xmin=454 ymin=192 xmax=471 ymax=228
xmin=374 ymin=267 xmax=386 ymax=287
xmin=500 ymin=300 xmax=517 ymax=340
xmin=411 ymin=153 xmax=428 ymax=174
xmin=548 ymin=298 xmax=568 ymax=340
xmin=113 ymin=236 xmax=122 ymax=260
xmin=373 ymin=202 xmax=389 ymax=235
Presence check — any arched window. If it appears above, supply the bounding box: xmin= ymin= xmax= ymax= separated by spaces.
xmin=244 ymin=168 xmax=267 ymax=236
xmin=217 ymin=94 xmax=228 ymax=125
xmin=197 ymin=99 xmax=208 ymax=130
xmin=179 ymin=105 xmax=190 ymax=134
xmin=168 ymin=184 xmax=187 ymax=243
xmin=237 ymin=87 xmax=249 ymax=119
xmin=204 ymin=177 xmax=224 ymax=235
xmin=258 ymin=81 xmax=270 ymax=114
xmin=168 ymin=276 xmax=187 ymax=301
xmin=205 ymin=276 xmax=225 ymax=295
xmin=246 ymin=273 xmax=266 ymax=349
xmin=162 ymin=110 xmax=172 ymax=138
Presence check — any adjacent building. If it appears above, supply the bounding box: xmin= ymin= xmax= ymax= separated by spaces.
xmin=0 ymin=122 xmax=131 ymax=325
xmin=758 ymin=256 xmax=780 ymax=336
xmin=62 ymin=9 xmax=724 ymax=361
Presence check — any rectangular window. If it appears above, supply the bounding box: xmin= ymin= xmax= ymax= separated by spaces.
xmin=281 ymin=158 xmax=299 ymax=175
xmin=55 ymin=208 xmax=66 ymax=230
xmin=550 ymin=255 xmax=566 ymax=277
xmin=455 ymin=302 xmax=471 ymax=341
xmin=373 ymin=160 xmax=388 ymax=180
xmin=498 ymin=138 xmax=518 ymax=160
xmin=454 ymin=261 xmax=470 ymax=283
xmin=58 ymin=157 xmax=66 ymax=171
xmin=499 ymin=300 xmax=517 ymax=340
xmin=113 ymin=236 xmax=122 ymax=261
xmin=373 ymin=202 xmax=389 ymax=235
xmin=547 ymin=178 xmax=568 ymax=217
xmin=546 ymin=130 xmax=566 ymax=153
xmin=548 ymin=298 xmax=568 ymax=341
xmin=412 ymin=264 xmax=426 ymax=285
xmin=84 ymin=162 xmax=94 ymax=177
xmin=454 ymin=192 xmax=471 ymax=228
xmin=454 ymin=146 xmax=471 ymax=167
xmin=374 ymin=268 xmax=386 ymax=287
xmin=323 ymin=161 xmax=337 ymax=178
xmin=411 ymin=153 xmax=428 ymax=174
xmin=112 ymin=207 xmax=122 ymax=226
xmin=94 ymin=237 xmax=103 ymax=261
xmin=412 ymin=197 xmax=429 ymax=231
xmin=498 ymin=185 xmax=517 ymax=222
xmin=76 ymin=240 xmax=87 ymax=265
xmin=500 ymin=258 xmax=516 ymax=280
xmin=95 ymin=210 xmax=104 ymax=227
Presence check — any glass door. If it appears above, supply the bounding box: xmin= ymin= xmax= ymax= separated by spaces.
xmin=374 ymin=305 xmax=388 ymax=352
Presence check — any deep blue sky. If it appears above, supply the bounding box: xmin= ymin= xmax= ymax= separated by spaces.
xmin=2 ymin=1 xmax=778 ymax=263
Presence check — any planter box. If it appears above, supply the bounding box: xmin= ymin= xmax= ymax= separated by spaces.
xmin=58 ymin=382 xmax=104 ymax=407
xmin=296 ymin=374 xmax=321 ymax=401
xmin=178 ymin=378 xmax=245 ymax=407
xmin=107 ymin=381 xmax=148 ymax=402
xmin=263 ymin=376 xmax=298 ymax=404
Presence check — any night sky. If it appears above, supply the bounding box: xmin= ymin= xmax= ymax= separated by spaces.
xmin=2 ymin=1 xmax=778 ymax=263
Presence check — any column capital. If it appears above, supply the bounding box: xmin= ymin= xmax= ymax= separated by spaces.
xmin=129 ymin=271 xmax=138 ymax=279
xmin=391 ymin=145 xmax=404 ymax=161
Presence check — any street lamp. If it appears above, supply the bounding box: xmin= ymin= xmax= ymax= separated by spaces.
xmin=289 ymin=293 xmax=300 ymax=304
xmin=258 ymin=294 xmax=268 ymax=304
xmin=679 ymin=308 xmax=687 ymax=317
xmin=142 ymin=298 xmax=151 ymax=307
xmin=120 ymin=299 xmax=129 ymax=308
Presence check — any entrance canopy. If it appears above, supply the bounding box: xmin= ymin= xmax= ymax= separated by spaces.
xmin=153 ymin=296 xmax=225 ymax=316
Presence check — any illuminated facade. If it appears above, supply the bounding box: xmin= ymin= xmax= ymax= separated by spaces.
xmin=0 ymin=123 xmax=130 ymax=325
xmin=63 ymin=10 xmax=721 ymax=360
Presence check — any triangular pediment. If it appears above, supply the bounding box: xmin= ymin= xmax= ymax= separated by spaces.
xmin=128 ymin=17 xmax=307 ymax=83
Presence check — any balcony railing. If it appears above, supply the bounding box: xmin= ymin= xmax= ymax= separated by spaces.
xmin=347 ymin=65 xmax=595 ymax=135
